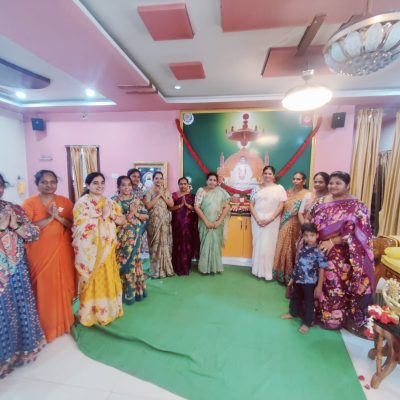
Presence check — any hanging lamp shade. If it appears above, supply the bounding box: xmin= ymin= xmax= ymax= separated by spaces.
xmin=282 ymin=69 xmax=332 ymax=111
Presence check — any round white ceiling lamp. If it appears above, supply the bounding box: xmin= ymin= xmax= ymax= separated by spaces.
xmin=282 ymin=69 xmax=332 ymax=111
xmin=174 ymin=85 xmax=182 ymax=90
xmin=15 ymin=91 xmax=27 ymax=99
xmin=85 ymin=88 xmax=96 ymax=97
xmin=323 ymin=0 xmax=400 ymax=76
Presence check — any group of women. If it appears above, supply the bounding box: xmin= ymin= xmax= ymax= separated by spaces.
xmin=250 ymin=167 xmax=374 ymax=333
xmin=0 ymin=162 xmax=374 ymax=378
xmin=0 ymin=168 xmax=202 ymax=378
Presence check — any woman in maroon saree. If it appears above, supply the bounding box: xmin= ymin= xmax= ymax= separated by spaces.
xmin=311 ymin=171 xmax=374 ymax=333
xmin=171 ymin=177 xmax=199 ymax=275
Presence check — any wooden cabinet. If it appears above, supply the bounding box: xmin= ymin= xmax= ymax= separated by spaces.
xmin=222 ymin=215 xmax=252 ymax=259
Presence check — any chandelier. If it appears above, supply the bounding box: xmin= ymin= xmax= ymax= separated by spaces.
xmin=323 ymin=4 xmax=400 ymax=76
xmin=282 ymin=69 xmax=332 ymax=111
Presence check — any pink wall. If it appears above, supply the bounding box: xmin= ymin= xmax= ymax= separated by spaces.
xmin=23 ymin=107 xmax=356 ymax=199
xmin=313 ymin=105 xmax=355 ymax=175
xmin=24 ymin=111 xmax=181 ymax=198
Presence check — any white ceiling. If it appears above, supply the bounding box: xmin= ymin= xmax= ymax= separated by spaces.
xmin=0 ymin=35 xmax=108 ymax=105
xmin=80 ymin=0 xmax=400 ymax=99
xmin=0 ymin=0 xmax=399 ymax=112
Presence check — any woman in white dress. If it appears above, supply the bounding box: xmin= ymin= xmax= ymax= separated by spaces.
xmin=250 ymin=166 xmax=287 ymax=280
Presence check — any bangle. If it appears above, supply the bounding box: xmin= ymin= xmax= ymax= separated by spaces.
xmin=11 ymin=223 xmax=21 ymax=231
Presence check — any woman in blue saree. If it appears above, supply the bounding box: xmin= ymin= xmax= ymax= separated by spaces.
xmin=0 ymin=174 xmax=45 ymax=378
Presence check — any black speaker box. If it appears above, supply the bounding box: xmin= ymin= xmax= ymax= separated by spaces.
xmin=31 ymin=118 xmax=45 ymax=131
xmin=331 ymin=112 xmax=346 ymax=129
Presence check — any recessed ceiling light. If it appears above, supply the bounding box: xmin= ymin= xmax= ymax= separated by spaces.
xmin=85 ymin=88 xmax=96 ymax=97
xmin=174 ymin=85 xmax=181 ymax=90
xmin=15 ymin=91 xmax=27 ymax=99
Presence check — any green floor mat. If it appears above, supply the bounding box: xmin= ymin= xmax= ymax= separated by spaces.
xmin=72 ymin=266 xmax=365 ymax=400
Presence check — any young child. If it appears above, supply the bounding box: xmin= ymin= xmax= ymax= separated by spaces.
xmin=282 ymin=223 xmax=328 ymax=334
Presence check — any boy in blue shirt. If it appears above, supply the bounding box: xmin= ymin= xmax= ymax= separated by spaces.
xmin=282 ymin=223 xmax=328 ymax=333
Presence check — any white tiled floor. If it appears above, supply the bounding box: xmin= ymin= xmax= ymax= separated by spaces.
xmin=0 ymin=335 xmax=183 ymax=400
xmin=0 ymin=332 xmax=398 ymax=400
xmin=341 ymin=330 xmax=399 ymax=400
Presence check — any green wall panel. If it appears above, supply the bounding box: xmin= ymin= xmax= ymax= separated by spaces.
xmin=182 ymin=111 xmax=313 ymax=192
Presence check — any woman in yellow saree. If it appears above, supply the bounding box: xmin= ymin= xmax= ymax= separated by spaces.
xmin=72 ymin=172 xmax=125 ymax=327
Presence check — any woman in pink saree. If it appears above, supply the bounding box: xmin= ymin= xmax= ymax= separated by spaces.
xmin=311 ymin=171 xmax=374 ymax=333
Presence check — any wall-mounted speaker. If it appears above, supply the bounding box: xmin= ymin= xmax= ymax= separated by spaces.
xmin=331 ymin=112 xmax=346 ymax=129
xmin=31 ymin=118 xmax=45 ymax=131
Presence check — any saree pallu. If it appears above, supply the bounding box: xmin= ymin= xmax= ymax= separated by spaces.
xmin=23 ymin=194 xmax=76 ymax=342
xmin=196 ymin=187 xmax=230 ymax=274
xmin=72 ymin=195 xmax=123 ymax=327
xmin=114 ymin=196 xmax=147 ymax=305
xmin=171 ymin=193 xmax=199 ymax=275
xmin=0 ymin=201 xmax=45 ymax=378
xmin=273 ymin=189 xmax=309 ymax=284
xmin=311 ymin=198 xmax=374 ymax=330
xmin=145 ymin=189 xmax=174 ymax=278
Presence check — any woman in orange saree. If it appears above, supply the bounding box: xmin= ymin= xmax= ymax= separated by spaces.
xmin=23 ymin=170 xmax=76 ymax=343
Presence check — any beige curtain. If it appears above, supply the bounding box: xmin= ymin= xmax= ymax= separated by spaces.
xmin=83 ymin=146 xmax=98 ymax=174
xmin=371 ymin=151 xmax=391 ymax=234
xmin=70 ymin=146 xmax=84 ymax=199
xmin=350 ymin=109 xmax=382 ymax=211
xmin=379 ymin=112 xmax=400 ymax=236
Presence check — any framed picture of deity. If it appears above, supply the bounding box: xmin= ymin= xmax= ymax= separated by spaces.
xmin=180 ymin=110 xmax=316 ymax=194
xmin=132 ymin=161 xmax=168 ymax=190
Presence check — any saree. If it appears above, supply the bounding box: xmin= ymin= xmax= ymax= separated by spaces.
xmin=145 ymin=189 xmax=174 ymax=278
xmin=114 ymin=195 xmax=148 ymax=305
xmin=195 ymin=186 xmax=230 ymax=274
xmin=0 ymin=201 xmax=45 ymax=378
xmin=251 ymin=184 xmax=287 ymax=280
xmin=273 ymin=188 xmax=309 ymax=284
xmin=171 ymin=192 xmax=200 ymax=275
xmin=72 ymin=195 xmax=123 ymax=327
xmin=23 ymin=195 xmax=76 ymax=342
xmin=311 ymin=198 xmax=374 ymax=330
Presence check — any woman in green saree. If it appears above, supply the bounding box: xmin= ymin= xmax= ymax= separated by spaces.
xmin=194 ymin=172 xmax=230 ymax=274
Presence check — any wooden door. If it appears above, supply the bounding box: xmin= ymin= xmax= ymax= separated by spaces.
xmin=222 ymin=216 xmax=244 ymax=257
xmin=242 ymin=217 xmax=253 ymax=258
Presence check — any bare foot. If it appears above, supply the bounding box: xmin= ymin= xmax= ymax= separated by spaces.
xmin=281 ymin=313 xmax=294 ymax=319
xmin=299 ymin=325 xmax=309 ymax=334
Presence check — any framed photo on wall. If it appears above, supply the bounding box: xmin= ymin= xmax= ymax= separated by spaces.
xmin=180 ymin=110 xmax=314 ymax=193
xmin=132 ymin=161 xmax=168 ymax=190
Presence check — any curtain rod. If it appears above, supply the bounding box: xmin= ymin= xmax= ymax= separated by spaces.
xmin=65 ymin=145 xmax=99 ymax=148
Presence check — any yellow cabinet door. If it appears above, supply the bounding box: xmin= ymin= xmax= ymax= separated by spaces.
xmin=222 ymin=216 xmax=244 ymax=257
xmin=242 ymin=217 xmax=253 ymax=258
